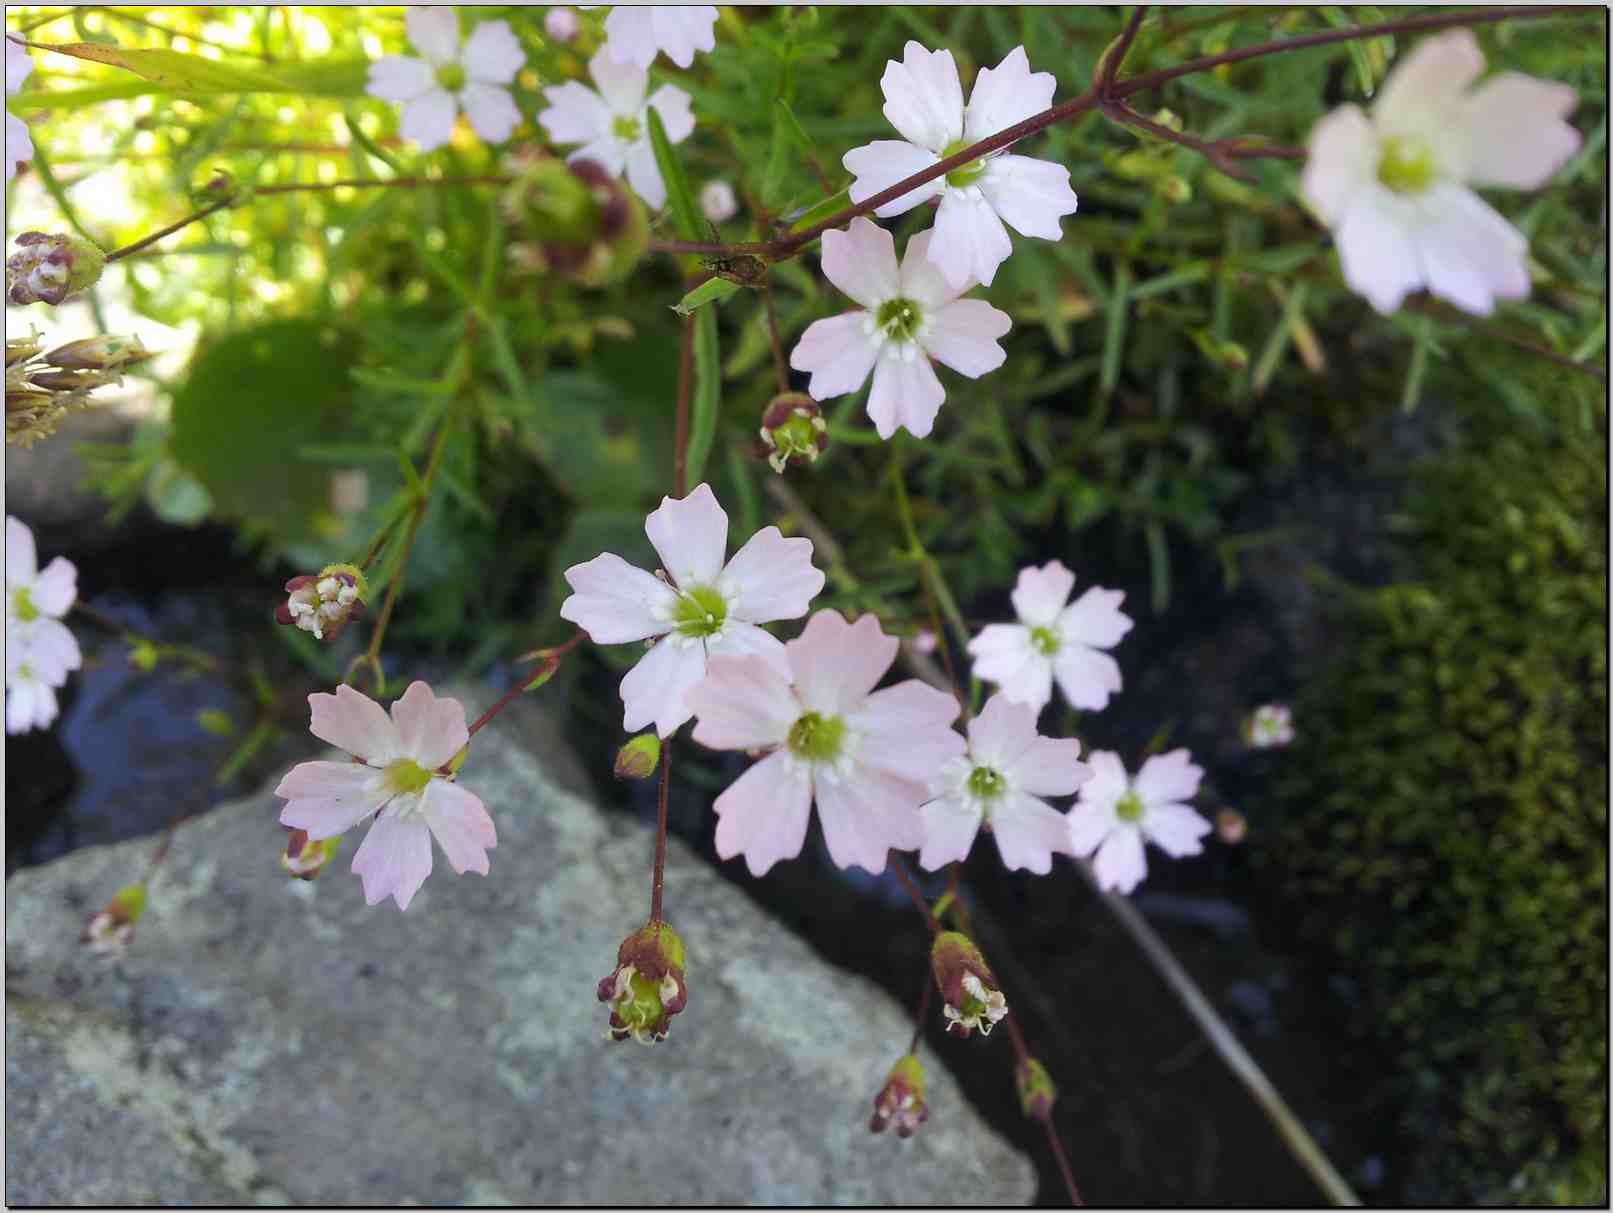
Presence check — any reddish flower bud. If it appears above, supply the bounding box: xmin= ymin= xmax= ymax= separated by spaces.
xmin=1015 ymin=1056 xmax=1057 ymax=1122
xmin=757 ymin=392 xmax=828 ymax=473
xmin=930 ymin=931 xmax=1007 ymax=1038
xmin=82 ymin=881 xmax=147 ymax=959
xmin=597 ymin=921 xmax=688 ymax=1044
xmin=275 ymin=563 xmax=368 ymax=642
xmin=6 ymin=231 xmax=106 ymax=306
xmin=614 ymin=732 xmax=661 ymax=781
xmin=282 ymin=828 xmax=343 ymax=880
xmin=870 ymin=1053 xmax=930 ymax=1138
xmin=1216 ymin=808 xmax=1248 ymax=845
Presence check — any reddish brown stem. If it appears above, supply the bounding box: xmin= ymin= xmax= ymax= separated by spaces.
xmin=649 ymin=737 xmax=672 ymax=923
xmin=907 ymin=974 xmax=933 ymax=1055
xmin=891 ymin=859 xmax=942 ymax=934
xmin=1102 ymin=100 xmax=1303 ymax=183
xmin=1044 ymin=1121 xmax=1086 ymax=1207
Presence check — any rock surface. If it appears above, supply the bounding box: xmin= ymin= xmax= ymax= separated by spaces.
xmin=5 ymin=692 xmax=1034 ymax=1206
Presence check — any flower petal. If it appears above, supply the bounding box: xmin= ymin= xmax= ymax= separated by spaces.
xmin=881 ymin=41 xmax=964 ymax=153
xmin=6 ymin=678 xmax=56 ymax=733
xmin=560 ymin=551 xmax=676 ymax=645
xmin=1302 ymin=104 xmax=1377 ymax=227
xmin=398 ymin=88 xmax=458 ymax=152
xmin=867 ymin=347 xmax=945 ymax=439
xmin=389 ymin=681 xmax=470 ymax=770
xmin=30 ymin=556 xmax=77 ymax=617
xmin=1335 ymin=185 xmax=1424 ymax=314
xmin=7 ymin=38 xmax=34 ymax=94
xmin=460 ymin=83 xmax=521 ymax=144
xmin=462 ymin=19 xmax=525 ymax=84
xmin=788 ymin=609 xmax=897 ymax=717
xmin=623 ymin=137 xmax=667 ymax=208
xmin=814 ymin=765 xmax=925 ymax=872
xmin=933 ymin=186 xmax=1013 ymax=288
xmin=924 ymin=298 xmax=1010 ymax=378
xmin=978 ymin=153 xmax=1078 ymax=241
xmin=648 ymin=5 xmax=718 ymax=68
xmin=1454 ymin=73 xmax=1580 ymax=190
xmin=706 ymin=620 xmax=791 ymax=679
xmin=647 ymin=83 xmax=696 ymax=143
xmin=646 ymin=482 xmax=728 ymax=587
xmin=1413 ymin=184 xmax=1530 ymax=317
xmin=821 ymin=216 xmax=901 ymax=309
xmin=1373 ymin=29 xmax=1485 ymax=141
xmin=588 ymin=47 xmax=648 ymax=114
xmin=965 ymin=693 xmax=1039 ymax=770
xmin=1011 ymin=560 xmax=1074 ymax=627
xmin=964 ymin=46 xmax=1055 ymax=142
xmin=620 ymin=636 xmax=708 ymax=738
xmin=843 ymin=140 xmax=945 ymax=219
xmin=719 ymin=526 xmax=824 ymax=624
xmin=277 ymin=763 xmax=386 ymax=839
xmin=17 ymin=618 xmax=80 ymax=682
xmin=4 ymin=111 xmax=31 ymax=182
xmin=918 ymin=794 xmax=981 ymax=870
xmin=351 ymin=815 xmax=434 ymax=910
xmin=967 ymin=624 xmax=1050 ymax=712
xmin=896 ymin=227 xmax=965 ymax=310
xmin=712 ymin=751 xmax=813 ymax=876
xmin=1059 ymin=585 xmax=1132 ymax=649
xmin=1133 ymin=748 xmax=1203 ymax=807
xmin=421 ymin=779 xmax=497 ymax=874
xmin=1090 ymin=824 xmax=1147 ymax=894
xmin=1052 ymin=645 xmax=1122 ymax=711
xmin=1014 ymin=737 xmax=1090 ymax=798
xmin=406 ymin=6 xmax=462 ymax=68
xmin=1077 ymin=751 xmax=1130 ymax=811
xmin=851 ymin=679 xmax=964 ymax=783
xmin=367 ymin=54 xmax=435 ymax=103
xmin=790 ymin=313 xmax=879 ymax=401
xmin=539 ymin=81 xmax=613 ymax=146
xmin=1064 ymin=802 xmax=1114 ymax=857
xmin=1140 ymin=802 xmax=1212 ymax=859
xmin=687 ymin=653 xmax=798 ymax=751
xmin=990 ymin=791 xmax=1069 ymax=875
xmin=6 ymin=516 xmax=37 ymax=583
xmin=309 ymin=684 xmax=404 ymax=764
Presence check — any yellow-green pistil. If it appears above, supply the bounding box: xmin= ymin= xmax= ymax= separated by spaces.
xmin=941 ymin=139 xmax=988 ymax=188
xmin=1115 ymin=790 xmax=1145 ymax=823
xmin=612 ymin=113 xmax=643 ymax=142
xmin=967 ymin=765 xmax=1006 ymax=802
xmin=10 ymin=587 xmax=38 ymax=623
xmin=614 ymin=969 xmax=669 ymax=1034
xmin=1376 ymin=134 xmax=1436 ymax=195
xmin=384 ymin=758 xmax=435 ymax=797
xmin=435 ymin=62 xmax=466 ymax=91
xmin=788 ymin=711 xmax=846 ymax=763
xmin=875 ymin=297 xmax=924 ymax=343
xmin=1029 ymin=625 xmax=1060 ymax=657
xmin=672 ymin=584 xmax=727 ymax=639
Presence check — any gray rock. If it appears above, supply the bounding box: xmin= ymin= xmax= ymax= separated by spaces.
xmin=5 ymin=691 xmax=1035 ymax=1206
xmin=4 ymin=405 xmax=133 ymax=533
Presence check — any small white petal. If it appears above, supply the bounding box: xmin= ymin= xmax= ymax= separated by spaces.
xmin=7 ymin=38 xmax=34 ymax=95
xmin=420 ymin=779 xmax=497 ymax=875
xmin=649 ymin=5 xmax=719 ymax=69
xmin=645 ymin=482 xmax=728 ymax=588
xmin=788 ymin=610 xmax=898 ymax=717
xmin=1302 ymin=104 xmax=1378 ymax=227
xmin=1077 ymin=751 xmax=1130 ymax=811
xmin=978 ymin=154 xmax=1078 ymax=241
xmin=647 ymin=83 xmax=696 ymax=143
xmin=924 ymin=299 xmax=1011 ymax=379
xmin=560 ymin=552 xmax=676 ymax=644
xmin=309 ymin=684 xmax=404 ymax=765
xmin=460 ymin=83 xmax=521 ymax=144
xmin=1413 ymin=184 xmax=1530 ymax=316
xmin=1010 ymin=561 xmax=1074 ymax=628
xmin=933 ymin=186 xmax=1014 ymax=288
xmin=1334 ymin=185 xmax=1425 ymax=315
xmin=7 ymin=516 xmax=37 ymax=583
xmin=1373 ymin=29 xmax=1485 ymax=143
xmin=623 ymin=138 xmax=666 ymax=208
xmin=351 ymin=815 xmax=434 ymax=910
xmin=1140 ymin=802 xmax=1212 ymax=859
xmin=389 ymin=680 xmax=470 ymax=771
xmin=406 ymin=6 xmax=462 ymax=68
xmin=850 ymin=680 xmax=965 ymax=784
xmin=719 ymin=527 xmax=824 ymax=624
xmin=589 ymin=47 xmax=648 ymax=114
xmin=1052 ymin=646 xmax=1123 ymax=712
xmin=1058 ymin=585 xmax=1132 ymax=649
xmin=462 ymin=19 xmax=525 ymax=84
xmin=918 ymin=795 xmax=981 ymax=870
xmin=964 ymin=46 xmax=1055 ymax=144
xmin=881 ymin=40 xmax=964 ymax=153
xmin=539 ymin=81 xmax=614 ymax=146
xmin=712 ymin=751 xmax=813 ymax=876
xmin=1065 ymin=801 xmax=1114 ymax=858
xmin=867 ymin=348 xmax=946 ymax=439
xmin=815 ymin=765 xmax=925 ymax=873
xmin=398 ymin=88 xmax=458 ymax=152
xmin=821 ymin=217 xmax=901 ymax=309
xmin=843 ymin=139 xmax=945 ymax=219
xmin=1133 ymin=748 xmax=1203 ymax=807
xmin=367 ymin=54 xmax=435 ymax=103
xmin=990 ymin=792 xmax=1069 ymax=875
xmin=967 ymin=623 xmax=1050 ymax=712
xmin=1454 ymin=73 xmax=1581 ymax=190
xmin=1091 ymin=825 xmax=1147 ymax=894
xmin=790 ymin=313 xmax=879 ymax=401
xmin=620 ymin=635 xmax=709 ymax=738
xmin=688 ymin=653 xmax=798 ymax=751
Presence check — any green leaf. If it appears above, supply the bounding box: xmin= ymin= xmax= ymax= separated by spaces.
xmin=686 ymin=310 xmax=722 ymax=487
xmin=645 ymin=106 xmax=701 ymax=242
xmin=1100 ymin=261 xmax=1132 ymax=397
xmin=672 ymin=276 xmax=742 ymax=317
xmin=29 ymin=41 xmax=370 ymax=96
xmin=787 ymin=187 xmax=851 ymax=235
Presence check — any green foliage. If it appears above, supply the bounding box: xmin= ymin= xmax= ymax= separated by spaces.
xmin=1267 ymin=374 xmax=1608 ymax=1202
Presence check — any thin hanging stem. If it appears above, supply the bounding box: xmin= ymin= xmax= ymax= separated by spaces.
xmin=649 ymin=737 xmax=672 ymax=923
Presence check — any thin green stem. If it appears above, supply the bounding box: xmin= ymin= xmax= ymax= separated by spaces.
xmin=106 ymin=192 xmax=237 ymax=262
xmin=360 ymin=422 xmax=450 ymax=687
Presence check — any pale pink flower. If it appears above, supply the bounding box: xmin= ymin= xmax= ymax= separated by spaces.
xmin=367 ymin=7 xmax=526 ymax=153
xmin=789 ymin=216 xmax=1011 ymax=440
xmin=275 ymin=682 xmax=496 ymax=911
xmin=844 ymin=42 xmax=1078 ymax=289
xmin=1303 ymin=29 xmax=1580 ymax=316
xmin=1245 ymin=703 xmax=1295 ymax=749
xmin=919 ymin=693 xmax=1091 ymax=874
xmin=559 ymin=483 xmax=824 ymax=739
xmin=967 ymin=560 xmax=1131 ymax=715
xmin=688 ymin=610 xmax=965 ymax=876
xmin=544 ymin=7 xmax=580 ymax=44
xmin=6 ymin=36 xmax=33 ymax=181
xmin=592 ymin=5 xmax=718 ymax=69
xmin=6 ymin=515 xmax=80 ymax=734
xmin=538 ymin=48 xmax=694 ymax=209
xmin=1066 ymin=749 xmax=1210 ymax=895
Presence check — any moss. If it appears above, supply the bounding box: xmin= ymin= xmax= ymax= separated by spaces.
xmin=1267 ymin=385 xmax=1607 ymax=1202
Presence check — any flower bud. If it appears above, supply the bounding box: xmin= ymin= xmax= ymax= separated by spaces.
xmin=870 ymin=1053 xmax=930 ymax=1138
xmin=275 ymin=562 xmax=368 ymax=642
xmin=930 ymin=931 xmax=1007 ymax=1038
xmin=6 ymin=231 xmax=107 ymax=306
xmin=544 ymin=6 xmax=579 ymax=42
xmin=614 ymin=732 xmax=661 ymax=781
xmin=1155 ymin=175 xmax=1193 ymax=205
xmin=1215 ymin=808 xmax=1248 ymax=846
xmin=501 ymin=155 xmax=649 ymax=289
xmin=42 ymin=333 xmax=149 ymax=373
xmin=1015 ymin=1056 xmax=1057 ymax=1122
xmin=82 ymin=881 xmax=147 ymax=958
xmin=282 ymin=828 xmax=342 ymax=880
xmin=757 ymin=392 xmax=828 ymax=473
xmin=597 ymin=921 xmax=688 ymax=1044
xmin=700 ymin=180 xmax=738 ymax=223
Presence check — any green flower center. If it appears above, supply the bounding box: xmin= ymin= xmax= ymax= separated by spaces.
xmin=671 ymin=584 xmax=728 ymax=639
xmin=942 ymin=138 xmax=988 ymax=188
xmin=788 ymin=711 xmax=846 ymax=763
xmin=612 ymin=113 xmax=643 ymax=142
xmin=1115 ymin=791 xmax=1144 ymax=823
xmin=1376 ymin=134 xmax=1436 ymax=195
xmin=10 ymin=586 xmax=38 ymax=623
xmin=614 ymin=968 xmax=667 ymax=1032
xmin=875 ymin=297 xmax=925 ymax=343
xmin=967 ymin=765 xmax=1006 ymax=802
xmin=770 ymin=413 xmax=822 ymax=464
xmin=384 ymin=758 xmax=435 ymax=797
xmin=1029 ymin=625 xmax=1060 ymax=657
xmin=435 ymin=62 xmax=467 ymax=91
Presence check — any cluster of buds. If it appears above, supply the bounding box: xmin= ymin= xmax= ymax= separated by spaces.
xmin=81 ymin=881 xmax=147 ymax=959
xmin=597 ymin=921 xmax=688 ymax=1044
xmin=281 ymin=828 xmax=342 ymax=880
xmin=869 ymin=1053 xmax=930 ymax=1138
xmin=502 ymin=151 xmax=649 ymax=289
xmin=757 ymin=393 xmax=827 ymax=473
xmin=275 ymin=563 xmax=368 ymax=643
xmin=6 ymin=331 xmax=150 ymax=448
xmin=1107 ymin=110 xmax=1193 ymax=205
xmin=931 ymin=931 xmax=1007 ymax=1038
xmin=614 ymin=732 xmax=662 ymax=781
xmin=1015 ymin=1056 xmax=1057 ymax=1123
xmin=7 ymin=231 xmax=107 ymax=307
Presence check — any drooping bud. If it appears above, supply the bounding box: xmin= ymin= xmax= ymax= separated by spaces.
xmin=544 ymin=6 xmax=579 ymax=42
xmin=6 ymin=231 xmax=107 ymax=306
xmin=282 ymin=828 xmax=343 ymax=880
xmin=757 ymin=392 xmax=828 ymax=473
xmin=82 ymin=881 xmax=148 ymax=958
xmin=614 ymin=732 xmax=661 ymax=781
xmin=930 ymin=931 xmax=1008 ymax=1038
xmin=501 ymin=154 xmax=649 ymax=289
xmin=1015 ymin=1056 xmax=1057 ymax=1122
xmin=275 ymin=562 xmax=368 ymax=642
xmin=42 ymin=333 xmax=150 ymax=373
xmin=1215 ymin=808 xmax=1248 ymax=846
xmin=870 ymin=1053 xmax=930 ymax=1138
xmin=597 ymin=921 xmax=688 ymax=1045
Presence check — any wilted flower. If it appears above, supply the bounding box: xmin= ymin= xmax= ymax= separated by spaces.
xmin=7 ymin=331 xmax=149 ymax=447
xmin=6 ymin=36 xmax=33 ymax=181
xmin=689 ymin=610 xmax=965 ymax=875
xmin=1303 ymin=29 xmax=1581 ymax=316
xmin=281 ymin=828 xmax=342 ymax=880
xmin=789 ymin=217 xmax=1011 ymax=440
xmin=6 ymin=515 xmax=80 ymax=734
xmin=82 ymin=882 xmax=147 ymax=958
xmin=275 ymin=682 xmax=496 ymax=910
xmin=870 ymin=1054 xmax=930 ymax=1137
xmin=6 ymin=231 xmax=107 ymax=307
xmin=967 ymin=560 xmax=1132 ymax=715
xmin=501 ymin=154 xmax=650 ymax=287
xmin=700 ymin=179 xmax=738 ymax=223
xmin=367 ymin=7 xmax=525 ymax=153
xmin=597 ymin=921 xmax=688 ymax=1044
xmin=544 ymin=6 xmax=580 ymax=44
xmin=1243 ymin=703 xmax=1294 ymax=749
xmin=918 ymin=693 xmax=1091 ymax=874
xmin=844 ymin=43 xmax=1079 ymax=288
xmin=758 ymin=392 xmax=827 ymax=473
xmin=559 ymin=483 xmax=824 ymax=738
xmin=594 ymin=5 xmax=718 ymax=69
xmin=275 ymin=563 xmax=368 ymax=643
xmin=931 ymin=930 xmax=1007 ymax=1038
xmin=1066 ymin=749 xmax=1211 ymax=895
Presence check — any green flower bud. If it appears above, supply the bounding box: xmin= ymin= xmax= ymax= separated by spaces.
xmin=7 ymin=232 xmax=107 ymax=307
xmin=597 ymin=921 xmax=688 ymax=1044
xmin=1015 ymin=1057 xmax=1057 ymax=1122
xmin=870 ymin=1054 xmax=930 ymax=1137
xmin=502 ymin=154 xmax=649 ymax=289
xmin=82 ymin=881 xmax=148 ymax=958
xmin=614 ymin=732 xmax=662 ymax=781
xmin=758 ymin=393 xmax=828 ymax=473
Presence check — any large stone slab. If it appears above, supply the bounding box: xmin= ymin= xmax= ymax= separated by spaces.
xmin=5 ymin=692 xmax=1034 ymax=1206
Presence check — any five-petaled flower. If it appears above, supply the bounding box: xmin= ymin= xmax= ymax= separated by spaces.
xmin=591 ymin=5 xmax=719 ymax=70
xmin=1066 ymin=749 xmax=1211 ymax=895
xmin=967 ymin=560 xmax=1132 ymax=715
xmin=6 ymin=36 xmax=33 ymax=181
xmin=687 ymin=609 xmax=965 ymax=876
xmin=790 ymin=216 xmax=1011 ymax=440
xmin=1244 ymin=703 xmax=1295 ymax=749
xmin=919 ymin=693 xmax=1091 ymax=874
xmin=1303 ymin=29 xmax=1580 ymax=316
xmin=537 ymin=48 xmax=695 ymax=209
xmin=367 ymin=6 xmax=526 ymax=153
xmin=5 ymin=515 xmax=80 ymax=735
xmin=275 ymin=682 xmax=496 ymax=911
xmin=559 ymin=483 xmax=824 ymax=739
xmin=844 ymin=42 xmax=1079 ymax=289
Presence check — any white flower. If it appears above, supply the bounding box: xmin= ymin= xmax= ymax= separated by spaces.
xmin=1245 ymin=703 xmax=1294 ymax=749
xmin=538 ymin=49 xmax=694 ymax=209
xmin=967 ymin=560 xmax=1132 ymax=715
xmin=919 ymin=693 xmax=1092 ymax=874
xmin=789 ymin=216 xmax=1011 ymax=440
xmin=544 ymin=7 xmax=580 ymax=44
xmin=844 ymin=42 xmax=1078 ymax=289
xmin=700 ymin=179 xmax=738 ymax=223
xmin=1303 ymin=29 xmax=1581 ymax=317
xmin=6 ymin=515 xmax=80 ymax=735
xmin=559 ymin=483 xmax=825 ymax=738
xmin=591 ymin=5 xmax=719 ymax=70
xmin=367 ymin=7 xmax=526 ymax=153
xmin=1066 ymin=749 xmax=1211 ymax=895
xmin=6 ymin=36 xmax=33 ymax=181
